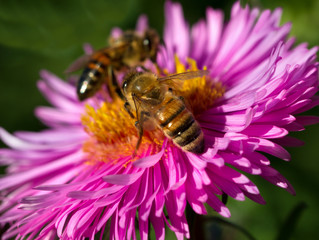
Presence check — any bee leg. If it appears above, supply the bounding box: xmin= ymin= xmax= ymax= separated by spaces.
xmin=137 ymin=65 xmax=150 ymax=72
xmin=139 ymin=64 xmax=162 ymax=75
xmin=132 ymin=121 xmax=143 ymax=158
xmin=124 ymin=102 xmax=135 ymax=119
xmin=106 ymin=66 xmax=125 ymax=100
xmin=132 ymin=111 xmax=149 ymax=157
xmin=106 ymin=67 xmax=116 ymax=100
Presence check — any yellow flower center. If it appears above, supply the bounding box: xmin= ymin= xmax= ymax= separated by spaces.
xmin=174 ymin=56 xmax=225 ymax=116
xmin=81 ymin=101 xmax=164 ymax=165
xmin=81 ymin=57 xmax=225 ymax=165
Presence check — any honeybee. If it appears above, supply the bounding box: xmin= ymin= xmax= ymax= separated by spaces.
xmin=66 ymin=29 xmax=159 ymax=101
xmin=122 ymin=70 xmax=209 ymax=155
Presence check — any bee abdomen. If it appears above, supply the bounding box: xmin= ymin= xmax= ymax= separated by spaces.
xmin=173 ymin=121 xmax=204 ymax=154
xmin=77 ymin=61 xmax=106 ymax=101
xmin=157 ymin=97 xmax=204 ymax=154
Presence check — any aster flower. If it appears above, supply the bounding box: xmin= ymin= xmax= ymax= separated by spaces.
xmin=1 ymin=1 xmax=318 ymax=239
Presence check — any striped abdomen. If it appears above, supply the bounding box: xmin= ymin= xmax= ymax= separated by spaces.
xmin=155 ymin=95 xmax=204 ymax=153
xmin=77 ymin=52 xmax=111 ymax=101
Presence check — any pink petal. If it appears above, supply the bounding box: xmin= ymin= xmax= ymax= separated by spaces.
xmin=103 ymin=170 xmax=145 ymax=185
xmin=136 ymin=14 xmax=148 ymax=33
xmin=133 ymin=140 xmax=167 ymax=168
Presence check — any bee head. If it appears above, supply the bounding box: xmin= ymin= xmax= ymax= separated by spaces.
xmin=122 ymin=71 xmax=157 ymax=97
xmin=122 ymin=70 xmax=141 ymax=95
xmin=142 ymin=29 xmax=160 ymax=62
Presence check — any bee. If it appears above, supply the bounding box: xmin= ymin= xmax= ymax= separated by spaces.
xmin=66 ymin=29 xmax=159 ymax=101
xmin=122 ymin=70 xmax=209 ymax=155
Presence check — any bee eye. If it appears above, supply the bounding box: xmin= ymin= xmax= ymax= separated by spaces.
xmin=143 ymin=39 xmax=150 ymax=46
xmin=143 ymin=37 xmax=151 ymax=52
xmin=123 ymin=81 xmax=128 ymax=89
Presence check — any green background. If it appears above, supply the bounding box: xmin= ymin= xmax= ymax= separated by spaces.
xmin=0 ymin=0 xmax=318 ymax=239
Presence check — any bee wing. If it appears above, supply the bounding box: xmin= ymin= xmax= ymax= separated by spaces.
xmin=131 ymin=93 xmax=151 ymax=111
xmin=158 ymin=70 xmax=209 ymax=82
xmin=65 ymin=42 xmax=131 ymax=74
xmin=157 ymin=70 xmax=209 ymax=88
xmin=64 ymin=54 xmax=92 ymax=74
xmin=131 ymin=93 xmax=157 ymax=131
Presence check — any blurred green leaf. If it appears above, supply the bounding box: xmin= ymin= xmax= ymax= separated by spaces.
xmin=0 ymin=0 xmax=137 ymax=52
xmin=259 ymin=0 xmax=319 ymax=47
xmin=208 ymin=216 xmax=257 ymax=240
xmin=0 ymin=0 xmax=153 ymax=132
xmin=275 ymin=202 xmax=308 ymax=240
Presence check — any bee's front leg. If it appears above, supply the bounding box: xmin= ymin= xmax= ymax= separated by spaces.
xmin=132 ymin=111 xmax=149 ymax=158
xmin=138 ymin=63 xmax=162 ymax=75
xmin=124 ymin=102 xmax=135 ymax=119
xmin=107 ymin=66 xmax=125 ymax=100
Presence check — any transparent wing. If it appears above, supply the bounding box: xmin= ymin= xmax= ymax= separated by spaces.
xmin=158 ymin=70 xmax=209 ymax=82
xmin=64 ymin=54 xmax=92 ymax=74
xmin=65 ymin=42 xmax=130 ymax=74
xmin=131 ymin=93 xmax=157 ymax=131
xmin=157 ymin=70 xmax=209 ymax=88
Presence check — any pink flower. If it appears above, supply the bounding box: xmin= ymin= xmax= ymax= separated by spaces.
xmin=1 ymin=1 xmax=318 ymax=239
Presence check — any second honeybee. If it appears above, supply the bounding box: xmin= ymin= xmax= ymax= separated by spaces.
xmin=67 ymin=29 xmax=159 ymax=101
